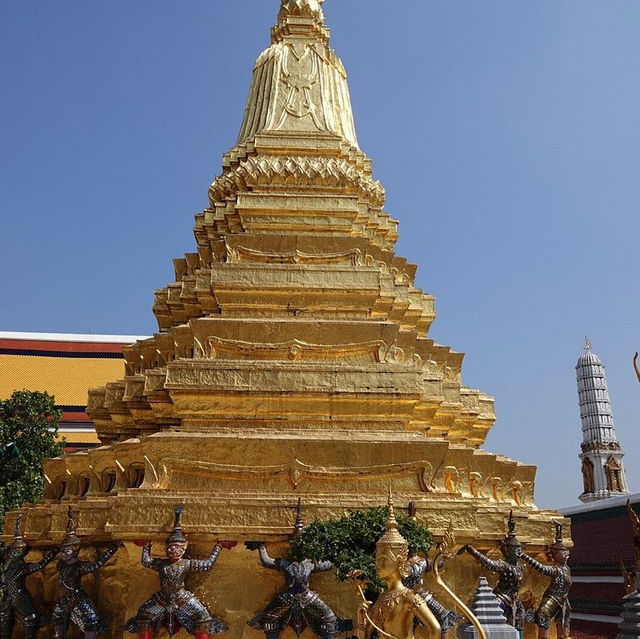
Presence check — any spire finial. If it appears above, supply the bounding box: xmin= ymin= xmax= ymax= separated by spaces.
xmin=273 ymin=0 xmax=329 ymax=45
xmin=279 ymin=0 xmax=325 ymax=20
xmin=583 ymin=337 xmax=592 ymax=352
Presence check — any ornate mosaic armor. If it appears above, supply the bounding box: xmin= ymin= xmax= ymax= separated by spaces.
xmin=248 ymin=548 xmax=337 ymax=639
xmin=52 ymin=545 xmax=119 ymax=636
xmin=403 ymin=557 xmax=462 ymax=632
xmin=522 ymin=554 xmax=572 ymax=630
xmin=464 ymin=546 xmax=524 ymax=630
xmin=124 ymin=544 xmax=227 ymax=637
xmin=0 ymin=547 xmax=56 ymax=639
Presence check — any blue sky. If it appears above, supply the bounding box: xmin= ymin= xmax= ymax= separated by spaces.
xmin=1 ymin=1 xmax=639 ymax=510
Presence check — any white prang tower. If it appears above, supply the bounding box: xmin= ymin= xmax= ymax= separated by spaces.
xmin=576 ymin=339 xmax=629 ymax=503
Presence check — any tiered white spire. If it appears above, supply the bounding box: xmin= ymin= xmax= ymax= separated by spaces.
xmin=576 ymin=340 xmax=629 ymax=503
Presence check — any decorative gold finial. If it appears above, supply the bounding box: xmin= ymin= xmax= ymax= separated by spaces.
xmin=376 ymin=488 xmax=408 ymax=554
xmin=279 ymin=0 xmax=325 ymax=20
xmin=273 ymin=0 xmax=330 ymax=46
xmin=583 ymin=337 xmax=592 ymax=352
xmin=387 ymin=486 xmax=398 ymax=529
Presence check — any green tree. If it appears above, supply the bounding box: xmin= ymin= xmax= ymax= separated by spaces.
xmin=290 ymin=506 xmax=433 ymax=592
xmin=0 ymin=391 xmax=64 ymax=529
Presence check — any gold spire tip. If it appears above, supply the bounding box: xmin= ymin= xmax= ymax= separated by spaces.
xmin=386 ymin=485 xmax=398 ymax=530
xmin=279 ymin=0 xmax=325 ymax=21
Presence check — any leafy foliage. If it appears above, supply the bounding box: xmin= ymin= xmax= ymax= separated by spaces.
xmin=0 ymin=391 xmax=64 ymax=530
xmin=290 ymin=506 xmax=433 ymax=592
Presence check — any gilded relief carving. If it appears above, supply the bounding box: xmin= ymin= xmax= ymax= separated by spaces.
xmin=443 ymin=467 xmax=460 ymax=495
xmin=209 ymin=155 xmax=384 ymax=208
xmin=156 ymin=457 xmax=439 ymax=494
xmin=206 ymin=336 xmax=386 ymax=362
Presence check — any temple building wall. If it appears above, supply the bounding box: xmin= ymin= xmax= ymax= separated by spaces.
xmin=0 ymin=331 xmax=145 ymax=448
xmin=561 ymin=494 xmax=640 ymax=638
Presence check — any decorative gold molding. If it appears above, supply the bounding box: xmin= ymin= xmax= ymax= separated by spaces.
xmin=206 ymin=335 xmax=385 ymax=362
xmin=155 ymin=457 xmax=438 ymax=492
xmin=209 ymin=155 xmax=384 ymax=207
xmin=225 ymin=243 xmax=364 ymax=266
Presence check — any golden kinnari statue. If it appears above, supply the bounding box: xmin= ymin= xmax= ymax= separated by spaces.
xmin=3 ymin=1 xmax=568 ymax=637
xmin=356 ymin=498 xmax=441 ymax=639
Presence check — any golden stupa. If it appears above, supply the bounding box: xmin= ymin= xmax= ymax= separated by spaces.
xmin=5 ymin=2 xmax=566 ymax=637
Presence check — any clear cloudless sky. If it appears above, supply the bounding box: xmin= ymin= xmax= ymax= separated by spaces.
xmin=1 ymin=1 xmax=639 ymax=510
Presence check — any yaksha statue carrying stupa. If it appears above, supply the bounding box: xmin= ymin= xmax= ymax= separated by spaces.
xmin=0 ymin=515 xmax=56 ymax=639
xmin=245 ymin=500 xmax=339 ymax=639
xmin=53 ymin=508 xmax=121 ymax=639
xmin=523 ymin=522 xmax=572 ymax=639
xmin=459 ymin=511 xmax=525 ymax=635
xmin=124 ymin=505 xmax=235 ymax=639
xmin=4 ymin=1 xmax=567 ymax=636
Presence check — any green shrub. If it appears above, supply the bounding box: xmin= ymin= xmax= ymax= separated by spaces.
xmin=290 ymin=506 xmax=432 ymax=592
xmin=0 ymin=391 xmax=64 ymax=531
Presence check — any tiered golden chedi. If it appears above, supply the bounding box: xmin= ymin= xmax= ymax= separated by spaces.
xmin=5 ymin=2 xmax=566 ymax=637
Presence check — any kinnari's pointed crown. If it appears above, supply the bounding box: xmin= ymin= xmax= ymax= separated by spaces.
xmin=376 ymin=490 xmax=409 ymax=555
